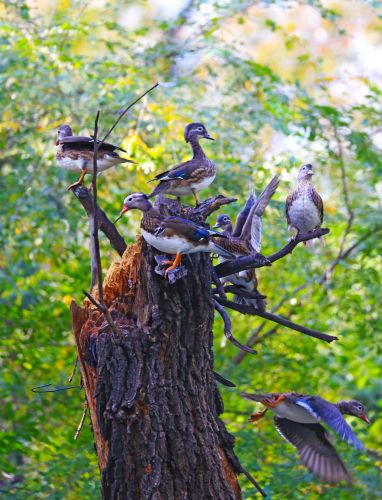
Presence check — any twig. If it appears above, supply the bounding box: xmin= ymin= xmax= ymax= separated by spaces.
xmin=214 ymin=300 xmax=257 ymax=354
xmin=74 ymin=399 xmax=88 ymax=440
xmin=232 ymin=325 xmax=278 ymax=366
xmin=239 ymin=464 xmax=267 ymax=497
xmin=68 ymin=356 xmax=79 ymax=384
xmin=101 ymin=83 xmax=159 ymax=144
xmin=214 ymin=297 xmax=337 ymax=343
xmin=83 ymin=290 xmax=121 ymax=338
xmin=31 ymin=383 xmax=81 ymax=393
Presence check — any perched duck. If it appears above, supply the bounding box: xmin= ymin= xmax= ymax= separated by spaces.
xmin=286 ymin=164 xmax=324 ymax=246
xmin=148 ymin=123 xmax=215 ymax=206
xmin=55 ymin=124 xmax=135 ymax=190
xmin=119 ymin=193 xmax=233 ymax=275
xmin=242 ymin=392 xmax=369 ymax=484
xmin=213 ymin=176 xmax=279 ymax=309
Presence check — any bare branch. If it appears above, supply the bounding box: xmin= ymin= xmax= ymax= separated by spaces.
xmin=239 ymin=464 xmax=267 ymax=497
xmin=92 ymin=111 xmax=103 ymax=302
xmin=74 ymin=399 xmax=88 ymax=440
xmin=214 ymin=300 xmax=257 ymax=354
xmin=71 ymin=185 xmax=127 ymax=256
xmin=182 ymin=195 xmax=237 ymax=223
xmin=214 ymin=296 xmax=337 ymax=343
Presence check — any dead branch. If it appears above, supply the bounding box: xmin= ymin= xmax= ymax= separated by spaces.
xmin=74 ymin=399 xmax=88 ymax=440
xmin=215 ymin=227 xmax=329 ymax=278
xmin=182 ymin=195 xmax=237 ymax=223
xmin=239 ymin=464 xmax=267 ymax=497
xmin=214 ymin=300 xmax=257 ymax=354
xmin=71 ymin=185 xmax=127 ymax=256
xmin=214 ymin=296 xmax=337 ymax=343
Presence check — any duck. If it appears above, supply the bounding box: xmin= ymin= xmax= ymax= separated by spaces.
xmin=55 ymin=124 xmax=135 ymax=190
xmin=213 ymin=175 xmax=279 ymax=309
xmin=242 ymin=392 xmax=369 ymax=484
xmin=148 ymin=123 xmax=215 ymax=206
xmin=286 ymin=164 xmax=324 ymax=246
xmin=118 ymin=193 xmax=233 ymax=275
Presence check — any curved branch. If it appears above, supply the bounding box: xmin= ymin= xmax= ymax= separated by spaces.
xmin=214 ymin=296 xmax=337 ymax=343
xmin=71 ymin=185 xmax=127 ymax=257
xmin=215 ymin=227 xmax=329 ymax=278
xmin=214 ymin=300 xmax=257 ymax=354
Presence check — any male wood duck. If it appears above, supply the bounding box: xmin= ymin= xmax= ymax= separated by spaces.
xmin=213 ymin=176 xmax=279 ymax=309
xmin=55 ymin=124 xmax=135 ymax=190
xmin=286 ymin=164 xmax=324 ymax=246
xmin=119 ymin=193 xmax=233 ymax=275
xmin=242 ymin=392 xmax=369 ymax=484
xmin=148 ymin=123 xmax=215 ymax=206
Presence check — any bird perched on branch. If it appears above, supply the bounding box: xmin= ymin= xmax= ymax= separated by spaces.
xmin=242 ymin=392 xmax=369 ymax=484
xmin=118 ymin=193 xmax=233 ymax=276
xmin=213 ymin=176 xmax=279 ymax=309
xmin=148 ymin=123 xmax=215 ymax=206
xmin=55 ymin=124 xmax=135 ymax=190
xmin=286 ymin=164 xmax=324 ymax=247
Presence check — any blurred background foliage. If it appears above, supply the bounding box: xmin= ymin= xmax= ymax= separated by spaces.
xmin=1 ymin=0 xmax=381 ymax=498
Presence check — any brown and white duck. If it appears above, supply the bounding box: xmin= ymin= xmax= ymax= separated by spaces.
xmin=118 ymin=193 xmax=233 ymax=275
xmin=55 ymin=124 xmax=135 ymax=190
xmin=213 ymin=175 xmax=279 ymax=309
xmin=242 ymin=392 xmax=369 ymax=484
xmin=286 ymin=164 xmax=324 ymax=246
xmin=148 ymin=123 xmax=215 ymax=205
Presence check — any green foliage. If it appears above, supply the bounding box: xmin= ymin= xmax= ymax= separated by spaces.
xmin=0 ymin=1 xmax=381 ymax=498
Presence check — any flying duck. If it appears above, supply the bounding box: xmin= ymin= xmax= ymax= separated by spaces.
xmin=213 ymin=175 xmax=279 ymax=309
xmin=242 ymin=392 xmax=369 ymax=484
xmin=118 ymin=193 xmax=233 ymax=276
xmin=55 ymin=124 xmax=135 ymax=190
xmin=148 ymin=123 xmax=216 ymax=206
xmin=286 ymin=164 xmax=324 ymax=246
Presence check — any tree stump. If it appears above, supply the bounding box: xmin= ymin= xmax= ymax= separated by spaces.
xmin=71 ymin=239 xmax=243 ymax=499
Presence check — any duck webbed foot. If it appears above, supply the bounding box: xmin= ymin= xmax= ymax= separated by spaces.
xmin=263 ymin=394 xmax=285 ymax=408
xmin=164 ymin=253 xmax=182 ymax=276
xmin=154 ymin=254 xmax=187 ymax=284
xmin=67 ymin=169 xmax=87 ymax=191
xmin=249 ymin=409 xmax=268 ymax=423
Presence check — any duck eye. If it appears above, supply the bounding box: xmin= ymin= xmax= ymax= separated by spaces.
xmin=197 ymin=127 xmax=203 ymax=131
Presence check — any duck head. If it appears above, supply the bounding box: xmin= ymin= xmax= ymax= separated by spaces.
xmin=213 ymin=214 xmax=233 ymax=233
xmin=56 ymin=124 xmax=73 ymax=145
xmin=297 ymin=163 xmax=314 ymax=181
xmin=337 ymin=400 xmax=369 ymax=423
xmin=120 ymin=192 xmax=152 ymax=215
xmin=184 ymin=123 xmax=214 ymax=143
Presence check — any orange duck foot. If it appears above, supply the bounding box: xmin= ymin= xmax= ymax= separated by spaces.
xmin=164 ymin=253 xmax=182 ymax=277
xmin=263 ymin=394 xmax=285 ymax=408
xmin=67 ymin=170 xmax=87 ymax=191
xmin=249 ymin=409 xmax=268 ymax=423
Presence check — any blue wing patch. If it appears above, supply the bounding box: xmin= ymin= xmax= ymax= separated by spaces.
xmin=295 ymin=396 xmax=365 ymax=451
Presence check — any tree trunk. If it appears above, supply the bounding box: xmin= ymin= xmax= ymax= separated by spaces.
xmin=71 ymin=238 xmax=243 ymax=499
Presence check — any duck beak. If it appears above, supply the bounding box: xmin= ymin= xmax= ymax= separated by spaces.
xmin=360 ymin=413 xmax=370 ymax=424
xmin=204 ymin=133 xmax=215 ymax=141
xmin=55 ymin=138 xmax=60 ymax=145
xmin=113 ymin=206 xmax=129 ymax=225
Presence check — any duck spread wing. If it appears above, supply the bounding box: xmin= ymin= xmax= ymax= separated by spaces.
xmin=274 ymin=417 xmax=352 ymax=484
xmin=294 ymin=396 xmax=364 ymax=450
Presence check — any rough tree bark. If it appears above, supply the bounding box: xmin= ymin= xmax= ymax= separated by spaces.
xmin=72 ymin=237 xmax=247 ymax=499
